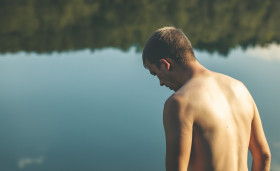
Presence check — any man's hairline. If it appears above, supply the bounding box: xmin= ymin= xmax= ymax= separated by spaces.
xmin=143 ymin=57 xmax=196 ymax=70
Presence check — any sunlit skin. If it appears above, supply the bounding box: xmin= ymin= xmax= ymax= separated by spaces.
xmin=145 ymin=58 xmax=271 ymax=171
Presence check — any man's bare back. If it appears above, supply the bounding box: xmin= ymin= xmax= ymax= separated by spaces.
xmin=142 ymin=26 xmax=271 ymax=171
xmin=166 ymin=70 xmax=254 ymax=170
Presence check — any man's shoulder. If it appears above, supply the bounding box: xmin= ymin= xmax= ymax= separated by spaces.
xmin=163 ymin=93 xmax=196 ymax=125
xmin=170 ymin=72 xmax=250 ymax=108
xmin=164 ymin=79 xmax=207 ymax=109
xmin=186 ymin=71 xmax=247 ymax=94
xmin=164 ymin=93 xmax=191 ymax=114
xmin=213 ymin=72 xmax=251 ymax=96
xmin=164 ymin=94 xmax=184 ymax=108
xmin=164 ymin=93 xmax=195 ymax=117
xmin=212 ymin=71 xmax=246 ymax=86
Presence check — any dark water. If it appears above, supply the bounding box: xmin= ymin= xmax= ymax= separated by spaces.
xmin=1 ymin=0 xmax=280 ymax=54
xmin=0 ymin=0 xmax=280 ymax=170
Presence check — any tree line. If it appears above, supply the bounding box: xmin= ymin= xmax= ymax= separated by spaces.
xmin=0 ymin=0 xmax=279 ymax=55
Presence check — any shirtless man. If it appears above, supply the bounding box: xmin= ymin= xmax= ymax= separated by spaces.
xmin=142 ymin=27 xmax=271 ymax=171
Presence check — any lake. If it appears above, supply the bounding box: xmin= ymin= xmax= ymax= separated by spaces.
xmin=1 ymin=45 xmax=280 ymax=170
xmin=0 ymin=0 xmax=280 ymax=170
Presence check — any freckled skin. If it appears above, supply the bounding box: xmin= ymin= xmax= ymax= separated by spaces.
xmin=145 ymin=60 xmax=271 ymax=171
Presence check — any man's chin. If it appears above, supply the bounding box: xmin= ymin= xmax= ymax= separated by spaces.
xmin=172 ymin=86 xmax=180 ymax=92
xmin=167 ymin=85 xmax=178 ymax=91
xmin=169 ymin=87 xmax=176 ymax=92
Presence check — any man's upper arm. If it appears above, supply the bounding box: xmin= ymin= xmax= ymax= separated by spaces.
xmin=163 ymin=95 xmax=194 ymax=171
xmin=249 ymin=100 xmax=271 ymax=170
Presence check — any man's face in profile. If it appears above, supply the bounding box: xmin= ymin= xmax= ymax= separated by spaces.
xmin=144 ymin=60 xmax=177 ymax=91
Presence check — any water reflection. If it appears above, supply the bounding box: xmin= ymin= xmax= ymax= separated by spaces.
xmin=0 ymin=0 xmax=280 ymax=54
xmin=1 ymin=0 xmax=280 ymax=170
xmin=0 ymin=45 xmax=279 ymax=170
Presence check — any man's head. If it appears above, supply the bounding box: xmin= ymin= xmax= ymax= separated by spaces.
xmin=142 ymin=27 xmax=197 ymax=91
xmin=142 ymin=26 xmax=196 ymax=68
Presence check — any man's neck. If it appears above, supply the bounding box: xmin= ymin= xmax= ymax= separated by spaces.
xmin=174 ymin=61 xmax=208 ymax=87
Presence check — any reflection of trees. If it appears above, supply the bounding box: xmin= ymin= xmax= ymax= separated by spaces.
xmin=0 ymin=0 xmax=279 ymax=55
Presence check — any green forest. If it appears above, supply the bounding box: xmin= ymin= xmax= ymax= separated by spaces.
xmin=0 ymin=0 xmax=279 ymax=54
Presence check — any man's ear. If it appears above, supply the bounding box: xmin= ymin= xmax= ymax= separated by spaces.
xmin=159 ymin=59 xmax=172 ymax=71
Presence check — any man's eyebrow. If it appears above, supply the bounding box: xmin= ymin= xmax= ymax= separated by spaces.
xmin=150 ymin=71 xmax=156 ymax=75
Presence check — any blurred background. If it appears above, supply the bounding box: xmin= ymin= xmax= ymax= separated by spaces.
xmin=0 ymin=0 xmax=279 ymax=170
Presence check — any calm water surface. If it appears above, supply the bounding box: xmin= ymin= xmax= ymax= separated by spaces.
xmin=1 ymin=0 xmax=279 ymax=170
xmin=0 ymin=45 xmax=280 ymax=171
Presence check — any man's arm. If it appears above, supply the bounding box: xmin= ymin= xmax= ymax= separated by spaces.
xmin=163 ymin=95 xmax=194 ymax=171
xmin=249 ymin=101 xmax=271 ymax=171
